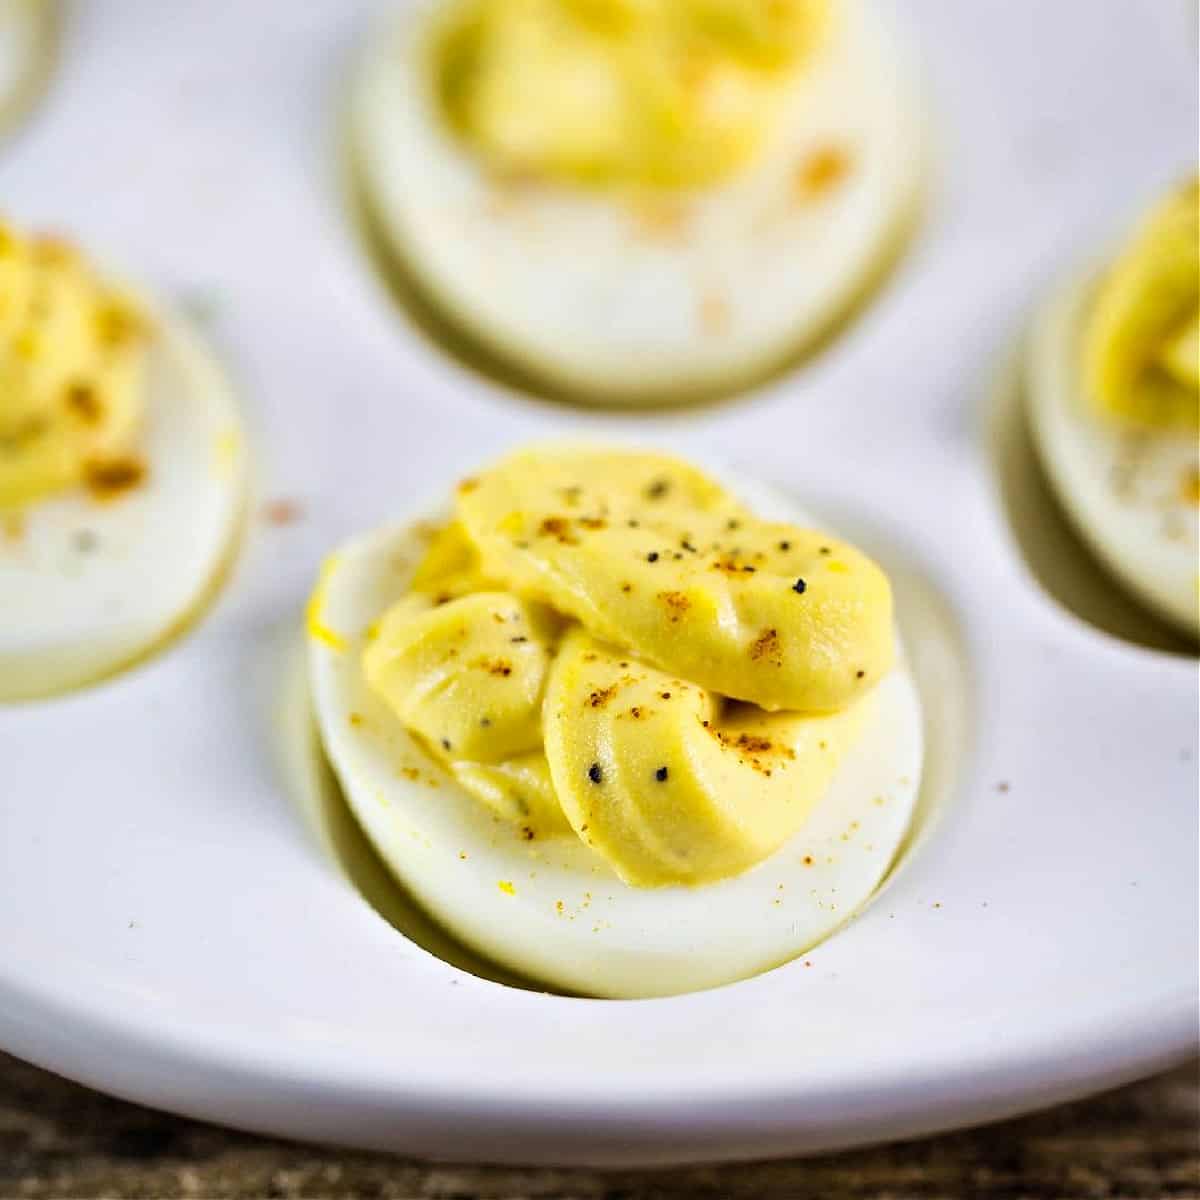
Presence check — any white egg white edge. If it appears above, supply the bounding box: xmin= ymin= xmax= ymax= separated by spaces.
xmin=0 ymin=288 xmax=248 ymax=703
xmin=0 ymin=0 xmax=56 ymax=137
xmin=1026 ymin=267 xmax=1200 ymax=639
xmin=349 ymin=0 xmax=927 ymax=403
xmin=306 ymin=483 xmax=924 ymax=1000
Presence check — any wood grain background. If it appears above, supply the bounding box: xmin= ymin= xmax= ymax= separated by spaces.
xmin=1 ymin=1053 xmax=1195 ymax=1199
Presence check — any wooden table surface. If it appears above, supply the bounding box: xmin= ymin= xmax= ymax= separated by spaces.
xmin=1 ymin=1053 xmax=1195 ymax=1199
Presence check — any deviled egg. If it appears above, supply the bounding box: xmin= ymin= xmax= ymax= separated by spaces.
xmin=1027 ymin=179 xmax=1199 ymax=638
xmin=351 ymin=0 xmax=923 ymax=403
xmin=307 ymin=446 xmax=923 ymax=997
xmin=0 ymin=220 xmax=246 ymax=701
xmin=0 ymin=1 xmax=53 ymax=135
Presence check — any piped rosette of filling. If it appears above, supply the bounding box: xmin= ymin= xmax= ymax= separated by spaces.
xmin=307 ymin=447 xmax=922 ymax=996
xmin=361 ymin=447 xmax=894 ymax=884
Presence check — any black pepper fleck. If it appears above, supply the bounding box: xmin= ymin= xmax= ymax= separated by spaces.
xmin=441 ymin=738 xmax=452 ymax=750
xmin=480 ymin=717 xmax=491 ymax=727
xmin=792 ymin=578 xmax=807 ymax=594
xmin=778 ymin=540 xmax=791 ymax=551
xmin=655 ymin=766 xmax=668 ymax=782
xmin=819 ymin=545 xmax=831 ymax=555
xmin=588 ymin=763 xmax=603 ymax=784
xmin=645 ymin=478 xmax=670 ymax=499
xmin=647 ymin=551 xmax=659 ymax=562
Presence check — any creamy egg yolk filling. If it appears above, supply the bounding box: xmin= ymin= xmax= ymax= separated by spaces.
xmin=0 ymin=221 xmax=148 ymax=510
xmin=1083 ymin=178 xmax=1199 ymax=432
xmin=434 ymin=0 xmax=828 ymax=190
xmin=360 ymin=449 xmax=894 ymax=887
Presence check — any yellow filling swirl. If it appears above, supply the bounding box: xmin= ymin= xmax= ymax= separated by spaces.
xmin=0 ymin=221 xmax=147 ymax=509
xmin=361 ymin=448 xmax=893 ymax=886
xmin=435 ymin=0 xmax=828 ymax=190
xmin=1083 ymin=178 xmax=1199 ymax=431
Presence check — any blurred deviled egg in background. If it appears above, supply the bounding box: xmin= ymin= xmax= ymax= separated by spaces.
xmin=351 ymin=0 xmax=924 ymax=405
xmin=0 ymin=220 xmax=246 ymax=701
xmin=1027 ymin=178 xmax=1199 ymax=640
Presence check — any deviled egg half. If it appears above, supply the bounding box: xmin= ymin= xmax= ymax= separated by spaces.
xmin=351 ymin=0 xmax=924 ymax=404
xmin=0 ymin=219 xmax=246 ymax=701
xmin=307 ymin=446 xmax=923 ymax=998
xmin=1027 ymin=178 xmax=1199 ymax=639
xmin=0 ymin=1 xmax=54 ymax=135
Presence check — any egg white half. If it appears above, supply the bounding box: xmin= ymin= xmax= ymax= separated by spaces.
xmin=1027 ymin=270 xmax=1199 ymax=639
xmin=351 ymin=0 xmax=924 ymax=403
xmin=0 ymin=0 xmax=53 ymax=135
xmin=0 ymin=293 xmax=247 ymax=702
xmin=308 ymin=497 xmax=923 ymax=999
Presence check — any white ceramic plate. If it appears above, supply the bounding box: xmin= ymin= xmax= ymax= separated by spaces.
xmin=0 ymin=0 xmax=1196 ymax=1166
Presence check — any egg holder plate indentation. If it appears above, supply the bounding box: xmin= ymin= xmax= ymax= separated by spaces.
xmin=0 ymin=0 xmax=1196 ymax=1167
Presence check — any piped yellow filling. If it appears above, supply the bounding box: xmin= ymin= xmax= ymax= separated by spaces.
xmin=307 ymin=555 xmax=349 ymax=652
xmin=434 ymin=0 xmax=828 ymax=190
xmin=0 ymin=220 xmax=148 ymax=509
xmin=1083 ymin=178 xmax=1199 ymax=431
xmin=349 ymin=448 xmax=893 ymax=886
